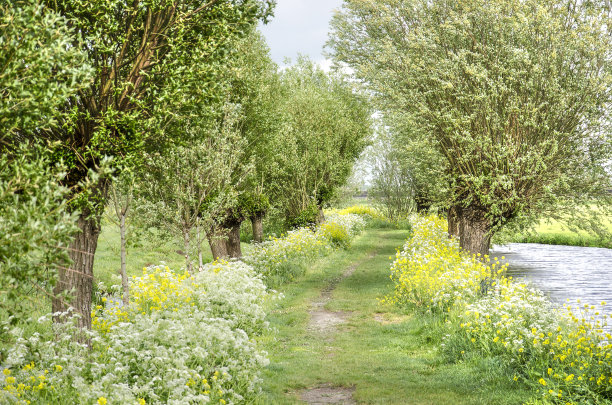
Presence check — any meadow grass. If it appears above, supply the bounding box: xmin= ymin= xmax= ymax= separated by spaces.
xmin=509 ymin=214 xmax=612 ymax=248
xmin=256 ymin=227 xmax=536 ymax=404
xmin=94 ymin=221 xmax=257 ymax=287
xmin=94 ymin=223 xmax=188 ymax=287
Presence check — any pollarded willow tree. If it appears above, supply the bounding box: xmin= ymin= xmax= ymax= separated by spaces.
xmin=329 ymin=0 xmax=612 ymax=255
xmin=204 ymin=29 xmax=281 ymax=257
xmin=278 ymin=58 xmax=372 ymax=227
xmin=4 ymin=0 xmax=273 ymax=329
xmin=137 ymin=109 xmax=246 ymax=271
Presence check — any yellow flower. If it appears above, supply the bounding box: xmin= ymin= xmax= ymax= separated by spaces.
xmin=539 ymin=378 xmax=547 ymax=386
xmin=97 ymin=397 xmax=108 ymax=405
xmin=138 ymin=399 xmax=146 ymax=405
xmin=55 ymin=365 xmax=63 ymax=373
xmin=2 ymin=369 xmax=10 ymax=376
xmin=5 ymin=376 xmax=15 ymax=385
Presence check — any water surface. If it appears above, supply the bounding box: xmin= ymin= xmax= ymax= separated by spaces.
xmin=490 ymin=243 xmax=612 ymax=307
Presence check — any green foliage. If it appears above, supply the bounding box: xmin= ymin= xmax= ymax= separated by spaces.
xmin=136 ymin=114 xmax=245 ymax=241
xmin=372 ymin=113 xmax=448 ymax=214
xmin=329 ymin=0 xmax=612 ymax=239
xmin=0 ymin=145 xmax=77 ymax=325
xmin=369 ymin=125 xmax=418 ymax=219
xmin=3 ymin=0 xmax=274 ymax=214
xmin=0 ymin=1 xmax=92 ymax=141
xmin=285 ymin=203 xmax=319 ymax=230
xmin=277 ymin=57 xmax=373 ymax=220
xmin=239 ymin=192 xmax=270 ymax=218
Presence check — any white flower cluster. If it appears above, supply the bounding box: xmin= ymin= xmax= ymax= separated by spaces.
xmin=1 ymin=262 xmax=270 ymax=405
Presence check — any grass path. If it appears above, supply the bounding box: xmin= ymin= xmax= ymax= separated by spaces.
xmin=257 ymin=227 xmax=535 ymax=404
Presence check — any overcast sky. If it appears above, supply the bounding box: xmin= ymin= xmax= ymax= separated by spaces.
xmin=259 ymin=0 xmax=344 ymax=68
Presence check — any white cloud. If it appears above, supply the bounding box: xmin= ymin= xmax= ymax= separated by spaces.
xmin=259 ymin=0 xmax=344 ymax=65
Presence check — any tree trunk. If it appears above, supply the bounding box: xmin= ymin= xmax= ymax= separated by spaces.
xmin=196 ymin=220 xmax=203 ymax=270
xmin=226 ymin=220 xmax=243 ymax=258
xmin=414 ymin=191 xmax=431 ymax=213
xmin=119 ymin=213 xmax=129 ymax=307
xmin=207 ymin=230 xmax=228 ymax=260
xmin=447 ymin=205 xmax=461 ymax=239
xmin=457 ymin=206 xmax=492 ymax=257
xmin=251 ymin=214 xmax=264 ymax=243
xmin=183 ymin=228 xmax=192 ymax=273
xmin=52 ymin=213 xmax=101 ymax=330
xmin=316 ymin=207 xmax=325 ymax=225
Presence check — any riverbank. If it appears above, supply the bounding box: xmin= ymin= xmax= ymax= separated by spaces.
xmin=257 ymin=227 xmax=536 ymax=404
xmin=507 ymin=218 xmax=612 ymax=249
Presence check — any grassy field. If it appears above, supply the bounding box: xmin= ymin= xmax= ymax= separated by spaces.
xmin=256 ymin=227 xmax=536 ymax=404
xmin=93 ymin=220 xmax=259 ymax=287
xmin=94 ymin=222 xmax=187 ymax=286
xmin=508 ymin=216 xmax=612 ymax=248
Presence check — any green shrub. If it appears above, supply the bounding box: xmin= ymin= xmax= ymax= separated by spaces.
xmin=285 ymin=203 xmax=319 ymax=229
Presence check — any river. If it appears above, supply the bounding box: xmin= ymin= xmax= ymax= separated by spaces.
xmin=490 ymin=243 xmax=612 ymax=308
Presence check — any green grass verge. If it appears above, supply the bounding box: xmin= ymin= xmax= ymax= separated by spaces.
xmin=93 ymin=221 xmax=257 ymax=287
xmin=256 ymin=227 xmax=536 ymax=404
xmin=94 ymin=223 xmax=188 ymax=287
xmin=509 ymin=217 xmax=612 ymax=248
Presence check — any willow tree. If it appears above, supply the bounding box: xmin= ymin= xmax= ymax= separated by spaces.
xmin=137 ymin=114 xmax=245 ymax=271
xmin=4 ymin=0 xmax=272 ymax=328
xmin=329 ymin=0 xmax=612 ymax=255
xmin=205 ymin=29 xmax=281 ymax=257
xmin=277 ymin=58 xmax=372 ymax=227
xmin=369 ymin=115 xmax=447 ymax=217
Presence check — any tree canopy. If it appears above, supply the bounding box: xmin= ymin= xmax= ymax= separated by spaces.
xmin=277 ymin=58 xmax=372 ymax=226
xmin=329 ymin=0 xmax=612 ymax=255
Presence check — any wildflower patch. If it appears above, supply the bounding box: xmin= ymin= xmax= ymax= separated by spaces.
xmin=388 ymin=214 xmax=612 ymax=404
xmin=1 ymin=261 xmax=270 ymax=405
xmin=244 ymin=210 xmax=366 ymax=286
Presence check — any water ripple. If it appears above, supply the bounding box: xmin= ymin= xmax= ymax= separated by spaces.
xmin=490 ymin=243 xmax=612 ymax=307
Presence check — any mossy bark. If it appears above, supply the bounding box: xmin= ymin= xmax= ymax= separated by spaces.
xmin=251 ymin=214 xmax=264 ymax=243
xmin=207 ymin=230 xmax=228 ymax=260
xmin=457 ymin=206 xmax=491 ymax=257
xmin=226 ymin=220 xmax=243 ymax=258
